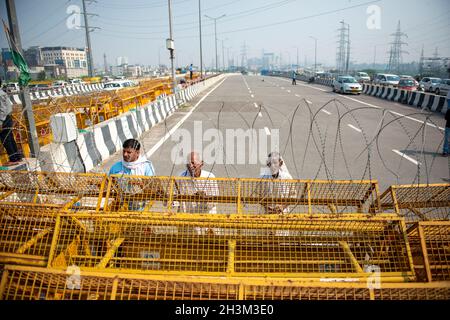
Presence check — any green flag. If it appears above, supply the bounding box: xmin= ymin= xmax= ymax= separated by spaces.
xmin=2 ymin=20 xmax=31 ymax=87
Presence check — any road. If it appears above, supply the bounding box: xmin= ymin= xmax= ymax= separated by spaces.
xmin=98 ymin=74 xmax=449 ymax=191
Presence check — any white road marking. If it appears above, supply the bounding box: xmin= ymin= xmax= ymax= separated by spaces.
xmin=321 ymin=109 xmax=331 ymax=115
xmin=251 ymin=94 xmax=254 ymax=98
xmin=281 ymin=87 xmax=285 ymax=90
xmin=276 ymin=77 xmax=445 ymax=131
xmin=254 ymin=102 xmax=258 ymax=108
xmin=258 ymin=112 xmax=262 ymax=117
xmin=306 ymin=100 xmax=312 ymax=104
xmin=287 ymin=90 xmax=291 ymax=93
xmin=146 ymin=77 xmax=227 ymax=158
xmin=264 ymin=127 xmax=271 ymax=135
xmin=392 ymin=149 xmax=421 ymax=166
xmin=347 ymin=124 xmax=362 ymax=133
xmin=295 ymin=94 xmax=300 ymax=97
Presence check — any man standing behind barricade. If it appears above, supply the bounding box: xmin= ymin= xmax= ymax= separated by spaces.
xmin=189 ymin=64 xmax=194 ymax=80
xmin=109 ymin=139 xmax=155 ymax=210
xmin=0 ymin=79 xmax=23 ymax=166
xmin=177 ymin=151 xmax=219 ymax=214
xmin=259 ymin=152 xmax=295 ymax=214
xmin=291 ymin=70 xmax=297 ymax=85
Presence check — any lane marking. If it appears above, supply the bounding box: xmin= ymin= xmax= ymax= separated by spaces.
xmin=392 ymin=149 xmax=421 ymax=166
xmin=251 ymin=94 xmax=254 ymax=98
xmin=321 ymin=109 xmax=331 ymax=115
xmin=306 ymin=100 xmax=312 ymax=104
xmin=146 ymin=77 xmax=227 ymax=158
xmin=258 ymin=112 xmax=262 ymax=117
xmin=276 ymin=77 xmax=445 ymax=131
xmin=264 ymin=127 xmax=271 ymax=135
xmin=347 ymin=124 xmax=362 ymax=133
xmin=295 ymin=94 xmax=300 ymax=97
xmin=254 ymin=102 xmax=258 ymax=108
xmin=287 ymin=90 xmax=291 ymax=93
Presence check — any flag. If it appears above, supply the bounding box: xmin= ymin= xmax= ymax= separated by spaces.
xmin=2 ymin=20 xmax=30 ymax=87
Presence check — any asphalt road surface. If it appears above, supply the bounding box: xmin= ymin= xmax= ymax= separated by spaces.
xmin=98 ymin=74 xmax=449 ymax=191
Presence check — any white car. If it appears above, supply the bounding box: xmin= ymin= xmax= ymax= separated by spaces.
xmin=4 ymin=82 xmax=20 ymax=94
xmin=373 ymin=74 xmax=400 ymax=86
xmin=52 ymin=80 xmax=68 ymax=88
xmin=103 ymin=80 xmax=134 ymax=91
xmin=332 ymin=76 xmax=362 ymax=94
xmin=355 ymin=72 xmax=371 ymax=82
xmin=419 ymin=77 xmax=441 ymax=93
xmin=435 ymin=79 xmax=450 ymax=96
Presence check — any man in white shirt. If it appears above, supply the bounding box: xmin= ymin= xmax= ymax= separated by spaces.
xmin=259 ymin=152 xmax=295 ymax=214
xmin=177 ymin=151 xmax=219 ymax=214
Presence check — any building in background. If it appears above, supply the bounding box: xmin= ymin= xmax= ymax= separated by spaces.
xmin=41 ymin=46 xmax=88 ymax=78
xmin=24 ymin=46 xmax=43 ymax=67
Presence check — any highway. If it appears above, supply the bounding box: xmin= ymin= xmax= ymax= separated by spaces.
xmin=98 ymin=74 xmax=449 ymax=191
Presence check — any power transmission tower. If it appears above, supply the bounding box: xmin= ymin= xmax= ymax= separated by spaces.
xmin=336 ymin=20 xmax=349 ymax=75
xmin=81 ymin=0 xmax=100 ymax=77
xmin=386 ymin=20 xmax=408 ymax=74
xmin=103 ymin=53 xmax=108 ymax=74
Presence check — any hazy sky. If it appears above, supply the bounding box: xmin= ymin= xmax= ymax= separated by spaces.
xmin=1 ymin=0 xmax=449 ymax=68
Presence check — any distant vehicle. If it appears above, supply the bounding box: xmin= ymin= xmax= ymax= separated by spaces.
xmin=332 ymin=76 xmax=362 ymax=94
xmin=69 ymin=78 xmax=86 ymax=85
xmin=435 ymin=79 xmax=450 ymax=96
xmin=398 ymin=79 xmax=418 ymax=91
xmin=28 ymin=83 xmax=51 ymax=91
xmin=355 ymin=72 xmax=371 ymax=82
xmin=4 ymin=82 xmax=20 ymax=94
xmin=52 ymin=80 xmax=68 ymax=88
xmin=103 ymin=80 xmax=134 ymax=91
xmin=373 ymin=74 xmax=401 ymax=86
xmin=419 ymin=77 xmax=441 ymax=93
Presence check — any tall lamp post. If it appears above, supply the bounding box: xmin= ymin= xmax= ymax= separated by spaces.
xmin=198 ymin=0 xmax=203 ymax=78
xmin=204 ymin=14 xmax=226 ymax=72
xmin=309 ymin=36 xmax=317 ymax=74
xmin=167 ymin=0 xmax=176 ymax=92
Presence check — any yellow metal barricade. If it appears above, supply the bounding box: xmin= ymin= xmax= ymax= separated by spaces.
xmin=408 ymin=221 xmax=450 ymax=282
xmin=46 ymin=212 xmax=415 ymax=281
xmin=377 ymin=184 xmax=450 ymax=226
xmin=2 ymin=265 xmax=449 ymax=300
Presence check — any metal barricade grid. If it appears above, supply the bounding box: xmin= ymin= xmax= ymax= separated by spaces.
xmin=378 ymin=184 xmax=450 ymax=225
xmin=408 ymin=221 xmax=450 ymax=282
xmin=0 ymin=171 xmax=107 ymax=211
xmin=47 ymin=213 xmax=414 ymax=279
xmin=2 ymin=266 xmax=449 ymax=300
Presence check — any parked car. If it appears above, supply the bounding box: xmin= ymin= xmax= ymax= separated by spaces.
xmin=419 ymin=77 xmax=441 ymax=93
xmin=69 ymin=78 xmax=86 ymax=85
xmin=52 ymin=80 xmax=68 ymax=89
xmin=398 ymin=79 xmax=418 ymax=91
xmin=373 ymin=74 xmax=401 ymax=86
xmin=435 ymin=79 xmax=450 ymax=96
xmin=103 ymin=80 xmax=134 ymax=91
xmin=332 ymin=76 xmax=362 ymax=94
xmin=4 ymin=82 xmax=20 ymax=94
xmin=355 ymin=72 xmax=371 ymax=83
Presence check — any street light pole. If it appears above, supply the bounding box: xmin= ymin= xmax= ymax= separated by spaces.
xmin=309 ymin=36 xmax=317 ymax=74
xmin=198 ymin=0 xmax=203 ymax=78
xmin=167 ymin=0 xmax=176 ymax=92
xmin=204 ymin=14 xmax=225 ymax=72
xmin=5 ymin=0 xmax=40 ymax=158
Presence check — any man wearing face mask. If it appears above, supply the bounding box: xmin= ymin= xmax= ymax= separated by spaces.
xmin=178 ymin=151 xmax=218 ymax=214
xmin=259 ymin=152 xmax=295 ymax=214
